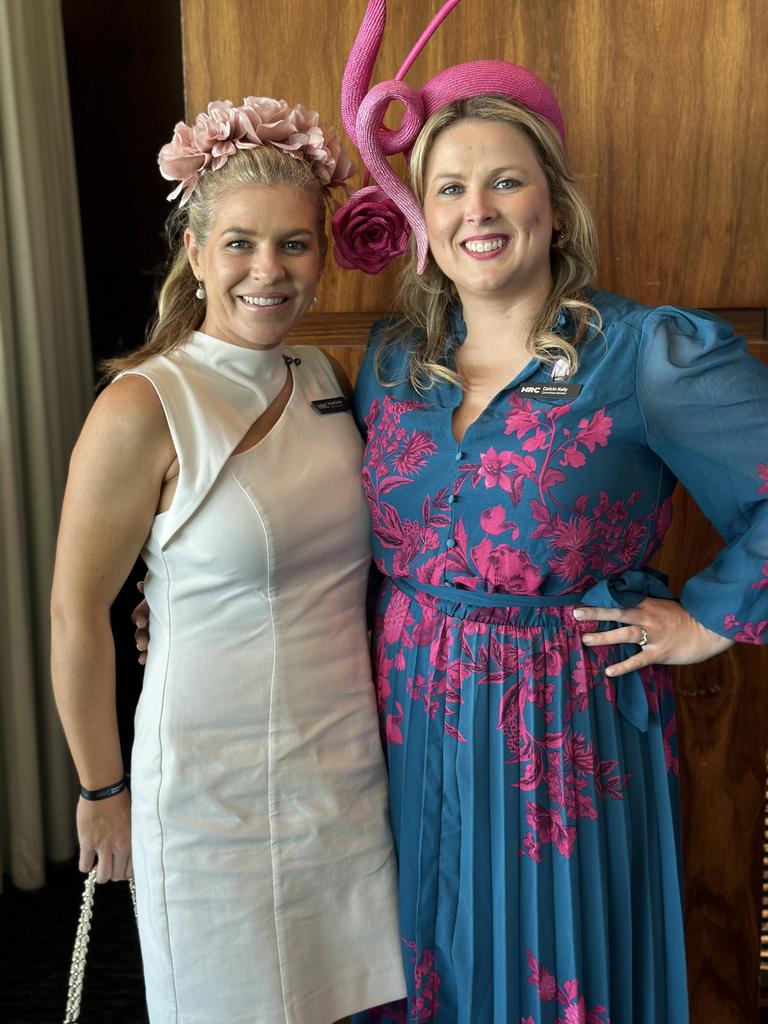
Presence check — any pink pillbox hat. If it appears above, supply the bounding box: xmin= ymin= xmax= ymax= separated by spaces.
xmin=337 ymin=0 xmax=565 ymax=273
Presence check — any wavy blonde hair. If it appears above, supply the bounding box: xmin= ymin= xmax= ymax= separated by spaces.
xmin=101 ymin=146 xmax=328 ymax=378
xmin=378 ymin=95 xmax=600 ymax=391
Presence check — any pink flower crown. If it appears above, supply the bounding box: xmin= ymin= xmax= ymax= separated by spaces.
xmin=158 ymin=97 xmax=357 ymax=205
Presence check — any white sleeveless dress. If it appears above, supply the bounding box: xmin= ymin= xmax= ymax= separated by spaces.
xmin=121 ymin=332 xmax=405 ymax=1024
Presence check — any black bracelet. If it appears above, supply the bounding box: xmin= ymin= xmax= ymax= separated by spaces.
xmin=79 ymin=776 xmax=127 ymax=801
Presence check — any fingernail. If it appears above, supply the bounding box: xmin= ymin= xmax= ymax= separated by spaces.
xmin=582 ymin=634 xmax=593 ymax=644
xmin=137 ymin=618 xmax=146 ymax=628
xmin=605 ymin=667 xmax=615 ymax=677
xmin=572 ymin=608 xmax=585 ymax=619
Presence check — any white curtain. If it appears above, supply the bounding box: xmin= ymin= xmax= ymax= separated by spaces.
xmin=0 ymin=0 xmax=93 ymax=890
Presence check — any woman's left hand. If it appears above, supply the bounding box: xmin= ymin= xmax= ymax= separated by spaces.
xmin=573 ymin=597 xmax=734 ymax=676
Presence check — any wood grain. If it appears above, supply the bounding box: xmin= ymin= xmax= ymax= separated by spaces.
xmin=180 ymin=2 xmax=768 ymax=1017
xmin=652 ymin=343 xmax=768 ymax=1024
xmin=181 ymin=0 xmax=768 ymax=310
xmin=292 ymin=309 xmax=767 ymax=362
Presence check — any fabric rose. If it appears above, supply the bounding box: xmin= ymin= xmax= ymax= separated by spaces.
xmin=158 ymin=121 xmax=211 ymax=204
xmin=286 ymin=105 xmax=356 ymax=186
xmin=158 ymin=97 xmax=355 ymax=205
xmin=331 ymin=185 xmax=411 ymax=273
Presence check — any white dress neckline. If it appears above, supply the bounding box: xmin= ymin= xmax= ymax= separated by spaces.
xmin=181 ymin=330 xmax=289 ymax=410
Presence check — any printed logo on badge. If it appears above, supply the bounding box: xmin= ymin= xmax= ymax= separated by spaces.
xmin=311 ymin=396 xmax=351 ymax=414
xmin=517 ymin=383 xmax=583 ymax=399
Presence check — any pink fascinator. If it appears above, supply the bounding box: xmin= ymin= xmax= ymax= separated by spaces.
xmin=158 ymin=97 xmax=356 ymax=205
xmin=333 ymin=0 xmax=565 ymax=274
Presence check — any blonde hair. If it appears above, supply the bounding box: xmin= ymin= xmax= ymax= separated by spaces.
xmin=101 ymin=146 xmax=328 ymax=377
xmin=379 ymin=95 xmax=600 ymax=391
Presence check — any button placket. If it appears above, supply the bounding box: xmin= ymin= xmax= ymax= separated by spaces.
xmin=443 ymin=445 xmax=465 ymax=575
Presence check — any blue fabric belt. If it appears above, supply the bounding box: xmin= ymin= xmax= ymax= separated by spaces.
xmin=392 ymin=577 xmax=584 ymax=608
xmin=390 ymin=568 xmax=676 ymax=733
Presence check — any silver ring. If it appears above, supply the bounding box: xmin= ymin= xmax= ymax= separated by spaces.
xmin=638 ymin=628 xmax=649 ymax=648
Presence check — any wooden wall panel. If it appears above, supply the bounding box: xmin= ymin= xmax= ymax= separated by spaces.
xmin=655 ymin=493 xmax=766 ymax=1024
xmin=182 ymin=0 xmax=768 ymax=310
xmin=181 ymin=3 xmax=768 ymax=1019
xmin=286 ymin=306 xmax=768 ymax=348
xmin=652 ymin=344 xmax=768 ymax=1024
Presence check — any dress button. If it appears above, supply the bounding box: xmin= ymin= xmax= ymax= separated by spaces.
xmin=455 ymin=450 xmax=463 ymax=461
xmin=446 ymin=538 xmax=456 ymax=549
xmin=448 ymin=494 xmax=456 ymax=504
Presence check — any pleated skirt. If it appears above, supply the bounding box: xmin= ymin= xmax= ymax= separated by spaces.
xmin=354 ymin=578 xmax=688 ymax=1024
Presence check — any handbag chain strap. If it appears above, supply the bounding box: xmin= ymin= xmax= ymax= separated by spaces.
xmin=63 ymin=868 xmax=138 ymax=1023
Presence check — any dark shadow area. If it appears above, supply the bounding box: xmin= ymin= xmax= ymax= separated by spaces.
xmin=0 ymin=859 xmax=147 ymax=1023
xmin=1 ymin=3 xmax=182 ymax=1020
xmin=62 ymin=0 xmax=185 ymax=368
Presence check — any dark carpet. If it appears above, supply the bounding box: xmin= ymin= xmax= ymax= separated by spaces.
xmin=0 ymin=858 xmax=148 ymax=1024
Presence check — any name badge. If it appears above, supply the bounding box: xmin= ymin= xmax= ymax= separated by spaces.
xmin=517 ymin=383 xmax=583 ymax=399
xmin=311 ymin=396 xmax=351 ymax=415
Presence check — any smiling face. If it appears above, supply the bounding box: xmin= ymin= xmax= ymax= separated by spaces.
xmin=185 ymin=182 xmax=321 ymax=350
xmin=422 ymin=119 xmax=556 ymax=309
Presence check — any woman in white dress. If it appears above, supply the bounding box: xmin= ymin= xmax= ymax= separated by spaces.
xmin=50 ymin=97 xmax=405 ymax=1024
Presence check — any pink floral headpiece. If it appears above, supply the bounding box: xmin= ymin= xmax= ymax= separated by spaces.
xmin=333 ymin=0 xmax=565 ymax=275
xmin=158 ymin=97 xmax=356 ymax=206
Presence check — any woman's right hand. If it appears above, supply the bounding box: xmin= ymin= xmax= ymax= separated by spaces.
xmin=77 ymin=789 xmax=133 ymax=882
xmin=131 ymin=579 xmax=150 ymax=665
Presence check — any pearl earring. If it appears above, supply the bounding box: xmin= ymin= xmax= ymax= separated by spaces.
xmin=195 ymin=281 xmax=206 ymax=300
xmin=311 ymin=296 xmax=319 ymax=306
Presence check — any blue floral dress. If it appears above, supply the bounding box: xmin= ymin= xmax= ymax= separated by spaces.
xmin=351 ymin=291 xmax=768 ymax=1024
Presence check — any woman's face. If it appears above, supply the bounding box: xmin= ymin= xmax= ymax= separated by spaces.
xmin=422 ymin=119 xmax=556 ymax=308
xmin=186 ymin=182 xmax=321 ymax=350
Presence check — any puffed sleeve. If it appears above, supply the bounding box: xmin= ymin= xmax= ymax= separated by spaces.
xmin=637 ymin=306 xmax=768 ymax=643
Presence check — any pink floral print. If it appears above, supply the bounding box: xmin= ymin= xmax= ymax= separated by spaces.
xmin=525 ymin=951 xmax=610 ymax=1024
xmin=362 ymin=382 xmax=681 ymax=867
xmin=364 ymin=941 xmax=441 ymax=1023
xmin=352 ymin=292 xmax=767 ymax=1024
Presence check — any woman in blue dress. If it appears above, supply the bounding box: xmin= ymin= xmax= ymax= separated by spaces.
xmin=335 ymin=2 xmax=768 ymax=1020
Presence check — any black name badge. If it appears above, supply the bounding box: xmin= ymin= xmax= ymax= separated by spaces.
xmin=311 ymin=396 xmax=351 ymax=415
xmin=517 ymin=383 xmax=583 ymax=399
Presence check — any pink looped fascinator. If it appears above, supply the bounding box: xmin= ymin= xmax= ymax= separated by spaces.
xmin=158 ymin=97 xmax=356 ymax=205
xmin=334 ymin=0 xmax=565 ymax=274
